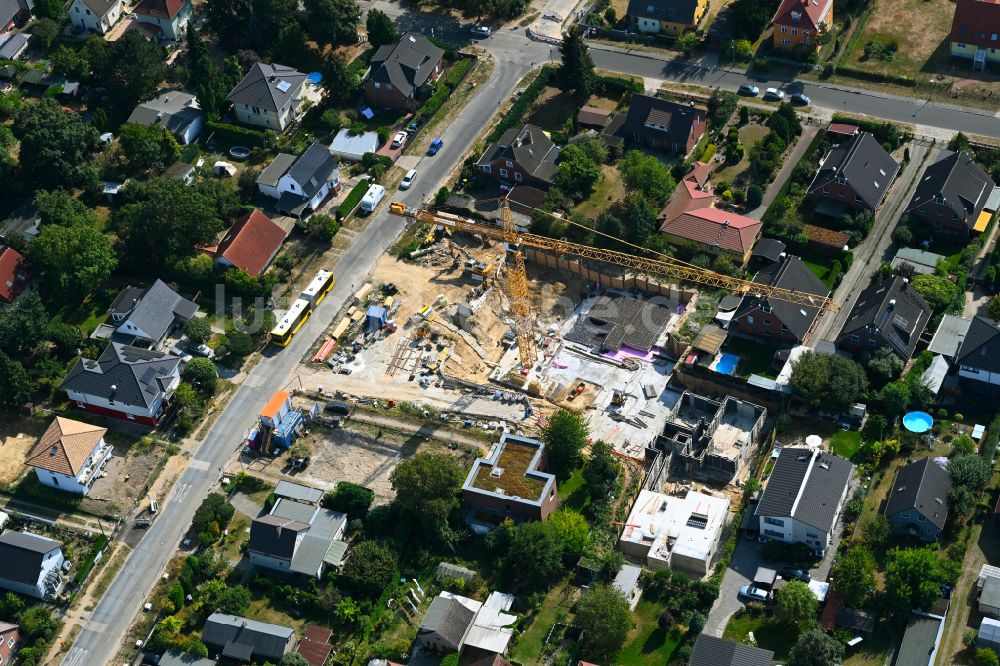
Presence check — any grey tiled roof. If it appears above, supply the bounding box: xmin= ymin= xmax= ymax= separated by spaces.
xmin=620 ymin=94 xmax=703 ymax=151
xmin=81 ymin=0 xmax=120 ymax=18
xmin=885 ymin=458 xmax=951 ymax=530
xmin=286 ymin=141 xmax=339 ymax=199
xmin=248 ymin=514 xmax=310 ymax=560
xmin=226 ymin=63 xmax=306 ymax=113
xmin=837 ymin=276 xmax=932 ymax=359
xmin=368 ymin=34 xmax=444 ymax=98
xmin=808 ymin=132 xmax=900 ymax=210
xmin=257 ymin=153 xmax=296 ymax=188
xmin=202 ymin=613 xmax=293 ymax=661
xmin=127 ymin=91 xmax=202 ymax=138
xmin=956 ymin=316 xmax=1000 ymax=374
xmin=907 ymin=150 xmax=995 ymax=229
xmin=689 ymin=634 xmax=774 ymax=666
xmin=896 ymin=615 xmax=943 ymax=666
xmin=61 ymin=343 xmax=180 ymax=409
xmin=476 ymin=124 xmax=561 ymax=183
xmin=626 ymin=0 xmax=701 ymax=24
xmin=756 ymin=447 xmax=852 ymax=533
xmin=735 ymin=255 xmax=830 ymax=341
xmin=119 ymin=279 xmax=198 ymax=342
xmin=419 ymin=596 xmax=476 ymax=650
xmin=0 ymin=532 xmax=62 ymax=587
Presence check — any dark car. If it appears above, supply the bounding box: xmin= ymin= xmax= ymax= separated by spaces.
xmin=780 ymin=568 xmax=810 ymax=583
xmin=428 ymin=138 xmax=444 ymax=156
xmin=790 ymin=93 xmax=811 ymax=105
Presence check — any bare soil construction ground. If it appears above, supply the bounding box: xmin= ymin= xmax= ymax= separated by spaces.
xmin=0 ymin=419 xmax=43 ymax=485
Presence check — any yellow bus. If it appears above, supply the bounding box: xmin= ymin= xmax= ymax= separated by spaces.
xmin=300 ymin=269 xmax=335 ymax=307
xmin=270 ymin=298 xmax=313 ymax=347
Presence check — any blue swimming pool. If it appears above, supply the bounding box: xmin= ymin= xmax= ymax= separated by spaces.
xmin=714 ymin=353 xmax=739 ymax=375
xmin=903 ymin=411 xmax=934 ymax=433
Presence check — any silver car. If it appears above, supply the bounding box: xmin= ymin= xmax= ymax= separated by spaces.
xmin=738 ymin=83 xmax=759 ymax=96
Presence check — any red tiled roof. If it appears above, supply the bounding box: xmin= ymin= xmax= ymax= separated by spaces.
xmin=804 ymin=224 xmax=850 ymax=248
xmin=134 ymin=0 xmax=187 ymax=19
xmin=0 ymin=247 xmax=29 ymax=303
xmin=296 ymin=625 xmax=333 ymax=666
xmin=772 ymin=0 xmax=833 ymax=30
xmin=657 ymin=161 xmax=715 ymax=225
xmin=820 ymin=589 xmax=845 ymax=631
xmin=661 ymin=207 xmax=762 ymax=254
xmin=827 ymin=123 xmax=859 ymax=136
xmin=212 ymin=209 xmax=288 ymax=276
xmin=949 ymin=0 xmax=1000 ymax=47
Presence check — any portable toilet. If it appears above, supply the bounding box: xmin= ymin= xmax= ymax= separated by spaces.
xmin=366 ymin=305 xmax=387 ymax=333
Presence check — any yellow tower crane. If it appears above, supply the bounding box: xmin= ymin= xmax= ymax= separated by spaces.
xmin=389 ymin=200 xmax=840 ymax=370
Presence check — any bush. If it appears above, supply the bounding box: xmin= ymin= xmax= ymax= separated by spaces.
xmin=204 ymin=120 xmax=268 ymax=148
xmin=487 ymin=67 xmax=554 ymax=142
xmin=336 ymin=180 xmax=370 ymax=220
xmin=762 ymin=540 xmax=815 ymax=564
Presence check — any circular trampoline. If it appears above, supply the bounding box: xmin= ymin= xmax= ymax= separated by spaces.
xmin=902 ymin=411 xmax=934 ymax=433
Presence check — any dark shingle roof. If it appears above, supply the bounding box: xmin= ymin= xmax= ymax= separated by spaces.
xmin=885 ymin=458 xmax=951 ymax=530
xmin=625 ymin=0 xmax=701 ymax=24
xmin=907 ymin=150 xmax=996 ymax=230
xmin=956 ymin=316 xmax=1000 ymax=373
xmin=202 ymin=613 xmax=293 ymax=661
xmin=756 ymin=447 xmax=853 ymax=533
xmin=689 ymin=634 xmax=774 ymax=666
xmin=286 ymin=141 xmax=339 ymax=199
xmin=226 ymin=63 xmax=306 ymax=113
xmin=420 ymin=595 xmax=476 ymax=650
xmin=896 ymin=615 xmax=943 ymax=666
xmin=367 ymin=34 xmax=444 ymax=98
xmin=808 ymin=132 xmax=900 ymax=210
xmin=108 ymin=285 xmax=146 ymax=319
xmin=81 ymin=0 xmax=119 ymax=18
xmin=837 ymin=276 xmax=932 ymax=359
xmin=61 ymin=343 xmax=180 ymax=409
xmin=476 ymin=124 xmax=561 ymax=183
xmin=248 ymin=514 xmax=310 ymax=560
xmin=734 ymin=255 xmax=830 ymax=341
xmin=620 ymin=94 xmax=704 ymax=151
xmin=126 ymin=91 xmax=202 ymax=138
xmin=119 ymin=279 xmax=198 ymax=342
xmin=0 ymin=33 xmax=29 ymax=60
xmin=158 ymin=649 xmax=217 ymax=666
xmin=257 ymin=153 xmax=296 ymax=188
xmin=0 ymin=532 xmax=62 ymax=587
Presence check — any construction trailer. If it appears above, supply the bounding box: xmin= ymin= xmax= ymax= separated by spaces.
xmin=256 ymin=390 xmax=304 ymax=453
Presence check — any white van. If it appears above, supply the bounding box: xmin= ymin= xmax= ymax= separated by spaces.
xmin=400 ymin=169 xmax=417 ymax=190
xmin=360 ymin=184 xmax=386 ymax=214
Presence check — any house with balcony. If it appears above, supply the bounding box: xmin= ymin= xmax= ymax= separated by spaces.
xmin=626 ymin=0 xmax=708 ymax=35
xmin=949 ymin=0 xmax=1000 ymax=69
xmin=0 ymin=532 xmax=64 ymax=599
xmin=226 ymin=62 xmax=307 ymax=132
xmin=25 ymin=417 xmax=112 ymax=496
xmin=956 ymin=316 xmax=1000 ymax=394
xmin=835 ymin=276 xmax=932 ymax=360
xmin=808 ymin=132 xmax=900 ymax=214
xmin=905 ymin=150 xmax=999 ymax=240
xmin=362 ymin=34 xmax=444 ymax=111
xmin=771 ymin=0 xmax=833 ymax=50
xmin=107 ymin=279 xmax=198 ymax=349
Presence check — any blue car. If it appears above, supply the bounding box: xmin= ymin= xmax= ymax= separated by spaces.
xmin=428 ymin=138 xmax=444 ymax=156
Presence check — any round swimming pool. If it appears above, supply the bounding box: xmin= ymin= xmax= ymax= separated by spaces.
xmin=714 ymin=353 xmax=739 ymax=375
xmin=902 ymin=411 xmax=934 ymax=433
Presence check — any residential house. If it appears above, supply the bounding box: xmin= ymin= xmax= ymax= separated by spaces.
xmin=897 ymin=605 xmax=948 ymax=666
xmin=109 ymin=279 xmax=198 ymax=348
xmin=126 ymin=91 xmax=202 ymax=145
xmin=949 ymin=0 xmax=1000 ymax=69
xmin=475 ymin=124 xmax=561 ymax=190
xmin=68 ymin=0 xmax=124 ymax=34
xmin=0 ymin=246 xmax=29 ymax=303
xmin=826 ymin=122 xmax=859 ymax=143
xmin=462 ymin=434 xmax=559 ymax=530
xmin=618 ymin=488 xmax=731 ymax=575
xmin=25 ymin=417 xmax=112 ymax=496
xmin=199 ymin=209 xmax=288 ymax=277
xmin=201 ymin=613 xmax=294 ymax=663
xmin=133 ymin=0 xmax=191 ymax=40
xmin=248 ymin=483 xmax=346 ymax=579
xmin=956 ymin=316 xmax=1000 ymax=392
xmin=0 ymin=531 xmax=64 ymax=599
xmin=0 ymin=0 xmax=31 ymax=33
xmin=226 ymin=62 xmax=307 ymax=131
xmin=771 ymin=0 xmax=833 ymax=50
xmin=657 ymin=161 xmax=714 ymax=226
xmin=808 ymin=132 xmax=900 ymax=213
xmin=905 ymin=150 xmax=999 ymax=240
xmin=417 ymin=591 xmax=516 ymax=657
xmin=257 ymin=142 xmax=340 ymax=217
xmin=0 ymin=32 xmax=29 ymax=60
xmin=363 ymin=33 xmax=444 ymax=111
xmin=885 ymin=458 xmax=951 ymax=541
xmin=689 ymin=634 xmax=774 ymax=666
xmin=731 ymin=254 xmax=831 ymax=344
xmin=626 ymin=0 xmax=708 ymax=35
xmin=296 ymin=625 xmax=334 ymax=666
xmin=755 ymin=447 xmax=853 ymax=556
xmin=835 ymin=276 xmax=932 ymax=360
xmin=928 ymin=314 xmax=972 ymax=362
xmin=61 ymin=343 xmax=182 ymax=426
xmin=616 ymin=94 xmax=706 ymax=155
xmin=0 ymin=622 xmax=20 ymax=666
xmin=659 ymin=207 xmax=763 ymax=265
xmin=459 ymin=591 xmax=517 ymax=659
xmin=158 ymin=649 xmax=217 ymax=666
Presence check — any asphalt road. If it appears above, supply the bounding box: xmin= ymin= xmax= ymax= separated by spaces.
xmin=61 ymin=47 xmax=535 ymax=666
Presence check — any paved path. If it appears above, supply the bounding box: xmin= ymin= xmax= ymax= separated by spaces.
xmin=748 ymin=123 xmax=820 ymax=219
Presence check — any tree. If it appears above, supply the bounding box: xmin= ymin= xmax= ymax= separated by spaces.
xmin=0 ymin=592 xmax=24 ymax=621
xmin=366 ymin=8 xmax=398 ymax=48
xmin=555 ymin=144 xmax=601 ymax=199
xmin=183 ymin=358 xmax=218 ymax=396
xmin=35 ymin=190 xmax=97 ymax=228
xmin=389 ymin=451 xmax=465 ymax=545
xmin=119 ymin=123 xmax=181 ymax=175
xmin=219 ymin=585 xmax=251 ymax=615
xmin=506 ymin=521 xmax=564 ymax=588
xmin=622 ymin=194 xmax=656 ymax=246
xmin=559 ymin=25 xmax=594 ymax=95
xmin=205 ymin=0 xmax=252 ymax=48
xmin=830 ymin=547 xmax=876 ymax=608
xmin=676 ymin=31 xmax=698 ymax=55
xmin=950 ymin=485 xmax=977 ymax=521
xmin=280 ymin=654 xmax=310 ymax=666
xmin=32 ymin=0 xmax=65 ymax=19
xmin=767 ymin=102 xmax=802 ymax=143
xmin=775 ymin=580 xmax=818 ymax=627
xmin=977 ymin=648 xmax=1000 ymax=666
xmin=185 ymin=317 xmax=212 ymax=344
xmin=863 ymin=514 xmax=891 ymax=549
xmin=92 ymin=31 xmax=166 ymax=113
xmin=27 ymin=221 xmax=116 ymax=301
xmin=746 ymin=184 xmax=763 ymax=208
xmin=912 ymin=273 xmax=960 ymax=312
xmin=325 ymin=481 xmax=374 ymax=521
xmin=789 ymin=628 xmax=845 ymax=666
xmin=186 ymin=24 xmax=235 ymax=118
xmin=541 ymin=410 xmax=589 ymax=479
xmin=0 ymin=291 xmax=48 ymax=355
xmin=573 ymin=585 xmax=634 ymax=663
xmin=989 ymin=294 xmax=1000 ymax=320
xmin=0 ymin=351 xmax=33 ymax=407
xmin=950 ymin=453 xmax=992 ymax=489
xmin=884 ymin=546 xmax=957 ymax=614
xmin=51 ymin=46 xmax=90 ymax=79
xmin=583 ymin=440 xmax=620 ymax=501
xmin=619 ymin=150 xmax=675 ymax=204
xmin=548 ymin=509 xmax=590 ymax=559
xmin=790 ymin=351 xmax=865 ymax=413
xmin=321 ymin=52 xmax=361 ymax=99
xmin=30 ymin=17 xmax=60 ymax=49
xmin=865 ymin=346 xmax=904 ymax=383
xmin=342 ymin=540 xmax=397 ymax=595
xmin=305 ymin=0 xmax=361 ymax=46
xmin=707 ymin=88 xmax=738 ymax=127
xmin=13 ymin=99 xmax=100 ymax=188
xmin=879 ymin=381 xmax=910 ymax=417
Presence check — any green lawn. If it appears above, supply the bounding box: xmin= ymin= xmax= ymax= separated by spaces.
xmin=722 ymin=614 xmax=800 ymax=662
xmin=49 ymin=286 xmax=118 ymax=335
xmin=574 ymin=165 xmax=625 ymax=218
xmin=844 ymin=622 xmax=893 ymax=666
xmin=509 ymin=580 xmax=577 ymax=665
xmin=722 ymin=336 xmax=779 ymax=379
xmin=714 ymin=124 xmax=771 ymax=186
xmin=798 ymin=249 xmax=840 ymax=289
xmin=558 ymin=468 xmax=590 ymax=513
xmin=615 ymin=597 xmax=684 ymax=666
xmin=830 ymin=430 xmax=863 ymax=459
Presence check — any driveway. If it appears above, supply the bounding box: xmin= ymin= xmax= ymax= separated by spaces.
xmin=747 ymin=123 xmax=820 ymax=219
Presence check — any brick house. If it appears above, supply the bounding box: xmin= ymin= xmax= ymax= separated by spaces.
xmin=808 ymin=132 xmax=900 ymax=213
xmin=362 ymin=34 xmax=444 ymax=111
xmin=771 ymin=0 xmax=833 ymax=50
xmin=836 ymin=276 xmax=932 ymax=360
xmin=732 ymin=254 xmax=830 ymax=344
xmin=659 ymin=207 xmax=762 ymax=265
xmin=475 ymin=124 xmax=560 ymax=189
xmin=462 ymin=434 xmax=559 ymax=528
xmin=905 ymin=150 xmax=999 ymax=240
xmin=613 ymin=94 xmax=706 ymax=156
xmin=0 ymin=0 xmax=31 ymax=33
xmin=0 ymin=622 xmax=20 ymax=666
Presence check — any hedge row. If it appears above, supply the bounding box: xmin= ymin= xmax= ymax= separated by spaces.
xmin=834 ymin=64 xmax=918 ymax=87
xmin=336 ymin=179 xmax=371 ymax=220
xmin=486 ymin=66 xmax=556 ymax=143
xmin=418 ymin=58 xmax=474 ymax=123
xmin=72 ymin=534 xmax=109 ymax=586
xmin=205 ymin=120 xmax=269 ymax=148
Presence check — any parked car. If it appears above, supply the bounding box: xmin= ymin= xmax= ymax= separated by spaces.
xmin=428 ymin=138 xmax=444 ymax=156
xmin=779 ymin=568 xmax=810 ymax=583
xmin=738 ymin=585 xmax=769 ymax=602
xmin=406 ymin=120 xmax=420 ymax=132
xmin=400 ymin=169 xmax=417 ymax=190
xmin=738 ymin=83 xmax=759 ymax=96
xmin=470 ymin=25 xmax=491 ymax=37
xmin=763 ymin=88 xmax=784 ymax=101
xmin=391 ymin=131 xmax=408 ymax=148
xmin=192 ymin=343 xmax=215 ymax=359
xmin=790 ymin=93 xmax=811 ymax=105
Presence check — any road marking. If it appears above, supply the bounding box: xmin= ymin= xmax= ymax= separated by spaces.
xmin=172 ymin=483 xmax=192 ymax=504
xmin=189 ymin=459 xmax=210 ymax=471
xmin=62 ymin=647 xmax=89 ymax=666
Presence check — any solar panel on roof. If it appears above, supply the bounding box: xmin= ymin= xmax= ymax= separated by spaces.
xmin=276 ymin=80 xmax=291 ymax=93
